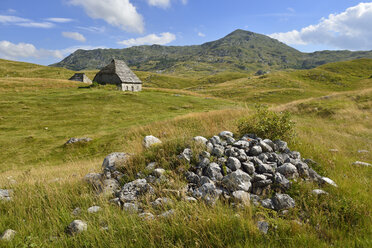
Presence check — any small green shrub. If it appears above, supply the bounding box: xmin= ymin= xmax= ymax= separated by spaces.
xmin=237 ymin=104 xmax=295 ymax=141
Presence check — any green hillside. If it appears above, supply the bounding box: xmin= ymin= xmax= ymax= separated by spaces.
xmin=0 ymin=58 xmax=371 ymax=247
xmin=190 ymin=59 xmax=372 ymax=103
xmin=52 ymin=29 xmax=372 ymax=75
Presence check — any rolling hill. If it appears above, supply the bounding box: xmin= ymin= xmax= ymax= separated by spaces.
xmin=0 ymin=57 xmax=371 ymax=247
xmin=52 ymin=29 xmax=372 ymax=75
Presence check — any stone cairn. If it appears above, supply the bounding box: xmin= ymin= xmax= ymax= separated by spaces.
xmin=84 ymin=132 xmax=337 ymax=221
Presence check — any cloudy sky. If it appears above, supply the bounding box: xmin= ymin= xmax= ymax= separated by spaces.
xmin=0 ymin=0 xmax=371 ymax=65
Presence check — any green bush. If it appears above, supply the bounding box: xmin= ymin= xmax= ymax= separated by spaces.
xmin=237 ymin=104 xmax=295 ymax=141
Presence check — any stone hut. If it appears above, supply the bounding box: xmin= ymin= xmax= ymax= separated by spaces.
xmin=93 ymin=59 xmax=142 ymax=92
xmin=69 ymin=73 xmax=92 ymax=84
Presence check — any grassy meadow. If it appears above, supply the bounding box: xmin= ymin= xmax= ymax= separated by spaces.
xmin=0 ymin=58 xmax=371 ymax=247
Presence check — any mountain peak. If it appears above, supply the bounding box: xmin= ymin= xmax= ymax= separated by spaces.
xmin=225 ymin=29 xmax=255 ymax=37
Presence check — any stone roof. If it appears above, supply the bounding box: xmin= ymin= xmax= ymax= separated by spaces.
xmin=93 ymin=59 xmax=142 ymax=84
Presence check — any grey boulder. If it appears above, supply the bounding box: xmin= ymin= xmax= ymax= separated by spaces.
xmin=193 ymin=136 xmax=208 ymax=145
xmin=219 ymin=131 xmax=234 ymax=139
xmin=119 ymin=179 xmax=154 ymax=202
xmin=143 ymin=135 xmax=162 ymax=148
xmin=231 ymin=190 xmax=250 ymax=206
xmin=65 ymin=137 xmax=92 ymax=145
xmin=102 ymin=152 xmax=128 ymax=173
xmin=66 ymin=220 xmax=87 ymax=235
xmin=0 ymin=189 xmax=12 ymax=201
xmin=257 ymin=221 xmax=269 ymax=234
xmin=0 ymin=229 xmax=16 ymax=241
xmin=272 ymin=193 xmax=295 ymax=211
xmin=227 ymin=157 xmax=241 ymax=171
xmin=204 ymin=163 xmax=223 ymax=181
xmin=277 ymin=163 xmax=298 ymax=179
xmin=222 ymin=169 xmax=252 ymax=192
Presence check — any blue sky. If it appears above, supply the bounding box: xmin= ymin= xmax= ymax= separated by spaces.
xmin=1 ymin=0 xmax=371 ymax=65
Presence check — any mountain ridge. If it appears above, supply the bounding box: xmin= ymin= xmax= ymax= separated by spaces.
xmin=51 ymin=29 xmax=372 ymax=74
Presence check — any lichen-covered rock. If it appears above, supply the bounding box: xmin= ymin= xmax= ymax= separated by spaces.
xmin=274 ymin=140 xmax=288 ymax=152
xmin=204 ymin=163 xmax=223 ymax=181
xmin=272 ymin=193 xmax=295 ymax=210
xmin=352 ymin=161 xmax=371 ymax=167
xmin=209 ymin=136 xmax=222 ymax=146
xmin=123 ymin=203 xmax=139 ymax=213
xmin=153 ymin=168 xmax=166 ymax=177
xmin=295 ymin=161 xmax=309 ymax=178
xmin=87 ymin=206 xmax=101 ymax=213
xmin=241 ymin=162 xmax=255 ymax=175
xmin=138 ymin=212 xmax=155 ymax=220
xmin=0 ymin=189 xmax=12 ymax=201
xmin=158 ymin=209 xmax=175 ymax=218
xmin=274 ymin=172 xmax=291 ymax=190
xmin=151 ymin=197 xmax=173 ymax=208
xmin=66 ymin=220 xmax=87 ymax=235
xmin=219 ymin=131 xmax=234 ymax=139
xmin=143 ymin=135 xmax=162 ymax=148
xmin=257 ymin=221 xmax=269 ymax=234
xmin=102 ymin=179 xmax=120 ymax=195
xmin=231 ymin=190 xmax=250 ymax=206
xmin=193 ymin=136 xmax=208 ymax=145
xmin=178 ymin=148 xmax=192 ymax=162
xmin=102 ymin=152 xmax=128 ymax=175
xmin=65 ymin=137 xmax=92 ymax=145
xmin=312 ymin=189 xmax=328 ymax=195
xmin=0 ymin=229 xmax=16 ymax=241
xmin=211 ymin=145 xmax=225 ymax=157
xmin=145 ymin=162 xmax=157 ymax=172
xmin=185 ymin=171 xmax=200 ymax=185
xmin=261 ymin=198 xmax=275 ymax=210
xmin=222 ymin=169 xmax=252 ymax=192
xmin=227 ymin=157 xmax=241 ymax=171
xmin=277 ymin=163 xmax=298 ymax=179
xmin=259 ymin=140 xmax=273 ymax=153
xmin=193 ymin=183 xmax=221 ymax=199
xmin=250 ymin=145 xmax=262 ymax=156
xmin=119 ymin=179 xmax=154 ymax=202
xmin=321 ymin=177 xmax=338 ymax=187
xmin=84 ymin=173 xmax=103 ymax=192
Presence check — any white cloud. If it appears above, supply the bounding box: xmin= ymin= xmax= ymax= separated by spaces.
xmin=16 ymin=22 xmax=54 ymax=28
xmin=147 ymin=0 xmax=171 ymax=8
xmin=147 ymin=0 xmax=187 ymax=8
xmin=0 ymin=40 xmax=106 ymax=62
xmin=77 ymin=25 xmax=105 ymax=33
xmin=118 ymin=32 xmax=176 ymax=46
xmin=46 ymin=18 xmax=74 ymax=23
xmin=270 ymin=2 xmax=372 ymax=50
xmin=7 ymin=9 xmax=17 ymax=14
xmin=68 ymin=0 xmax=144 ymax=33
xmin=0 ymin=15 xmax=29 ymax=23
xmin=0 ymin=15 xmax=54 ymax=28
xmin=62 ymin=32 xmax=86 ymax=42
xmin=0 ymin=41 xmax=63 ymax=60
xmin=198 ymin=32 xmax=206 ymax=37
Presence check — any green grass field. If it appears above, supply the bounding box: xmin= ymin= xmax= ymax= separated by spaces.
xmin=0 ymin=59 xmax=371 ymax=247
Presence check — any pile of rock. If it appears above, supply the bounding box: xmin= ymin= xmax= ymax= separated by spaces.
xmin=82 ymin=131 xmax=337 ymax=232
xmin=183 ymin=131 xmax=337 ymax=209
